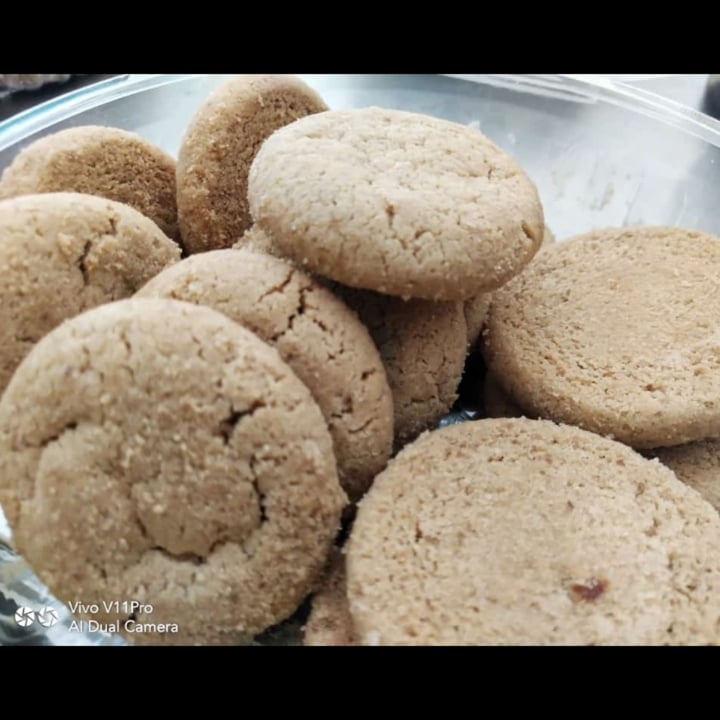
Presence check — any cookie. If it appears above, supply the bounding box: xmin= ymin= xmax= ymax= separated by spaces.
xmin=334 ymin=286 xmax=467 ymax=447
xmin=0 ymin=192 xmax=180 ymax=395
xmin=483 ymin=372 xmax=524 ymax=419
xmin=484 ymin=226 xmax=720 ymax=449
xmin=248 ymin=106 xmax=544 ymax=301
xmin=346 ymin=418 xmax=720 ymax=645
xmin=0 ymin=126 xmax=179 ymax=243
xmin=176 ymin=75 xmax=328 ymax=255
xmin=304 ymin=549 xmax=356 ymax=646
xmin=0 ymin=298 xmax=346 ymax=645
xmin=652 ymin=439 xmax=720 ymax=514
xmin=137 ymin=249 xmax=393 ymax=502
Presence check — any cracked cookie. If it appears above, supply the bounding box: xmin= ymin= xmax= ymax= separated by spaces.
xmin=137 ymin=249 xmax=394 ymax=502
xmin=333 ymin=285 xmax=467 ymax=447
xmin=0 ymin=298 xmax=346 ymax=645
xmin=248 ymin=106 xmax=544 ymax=301
xmin=346 ymin=418 xmax=720 ymax=645
xmin=0 ymin=192 xmax=180 ymax=396
xmin=177 ymin=75 xmax=328 ymax=255
xmin=0 ymin=126 xmax=180 ymax=244
xmin=484 ymin=226 xmax=720 ymax=448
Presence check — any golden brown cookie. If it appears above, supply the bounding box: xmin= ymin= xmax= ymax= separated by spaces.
xmin=485 ymin=226 xmax=720 ymax=449
xmin=346 ymin=418 xmax=720 ymax=645
xmin=652 ymin=439 xmax=720 ymax=514
xmin=249 ymin=106 xmax=544 ymax=301
xmin=335 ymin=286 xmax=467 ymax=447
xmin=137 ymin=249 xmax=393 ymax=502
xmin=0 ymin=298 xmax=346 ymax=645
xmin=176 ymin=75 xmax=328 ymax=255
xmin=0 ymin=126 xmax=179 ymax=243
xmin=0 ymin=192 xmax=180 ymax=395
xmin=304 ymin=549 xmax=357 ymax=646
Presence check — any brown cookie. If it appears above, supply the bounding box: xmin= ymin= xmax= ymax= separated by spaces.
xmin=0 ymin=192 xmax=180 ymax=395
xmin=346 ymin=418 xmax=720 ymax=645
xmin=304 ymin=549 xmax=357 ymax=646
xmin=334 ymin=285 xmax=467 ymax=447
xmin=249 ymin=106 xmax=544 ymax=301
xmin=137 ymin=249 xmax=393 ymax=502
xmin=0 ymin=125 xmax=179 ymax=243
xmin=0 ymin=298 xmax=346 ymax=645
xmin=485 ymin=226 xmax=720 ymax=449
xmin=232 ymin=230 xmax=466 ymax=447
xmin=652 ymin=439 xmax=720 ymax=514
xmin=176 ymin=75 xmax=328 ymax=255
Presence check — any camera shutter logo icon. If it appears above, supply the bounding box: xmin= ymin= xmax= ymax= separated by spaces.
xmin=14 ymin=607 xmax=35 ymax=627
xmin=37 ymin=607 xmax=59 ymax=627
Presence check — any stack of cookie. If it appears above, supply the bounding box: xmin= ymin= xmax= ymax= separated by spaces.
xmin=0 ymin=74 xmax=719 ymax=646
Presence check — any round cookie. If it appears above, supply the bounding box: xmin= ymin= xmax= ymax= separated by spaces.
xmin=346 ymin=418 xmax=720 ymax=645
xmin=248 ymin=106 xmax=544 ymax=301
xmin=335 ymin=286 xmax=467 ymax=447
xmin=304 ymin=549 xmax=357 ymax=646
xmin=484 ymin=226 xmax=720 ymax=449
xmin=0 ymin=298 xmax=346 ymax=645
xmin=177 ymin=75 xmax=328 ymax=255
xmin=652 ymin=439 xmax=720 ymax=514
xmin=0 ymin=192 xmax=180 ymax=395
xmin=137 ymin=249 xmax=394 ymax=502
xmin=0 ymin=126 xmax=179 ymax=243
xmin=483 ymin=372 xmax=524 ymax=419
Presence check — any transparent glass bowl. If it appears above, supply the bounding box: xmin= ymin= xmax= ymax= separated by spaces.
xmin=1 ymin=73 xmax=719 ymax=645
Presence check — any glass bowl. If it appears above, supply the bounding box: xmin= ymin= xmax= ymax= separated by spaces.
xmin=1 ymin=73 xmax=719 ymax=645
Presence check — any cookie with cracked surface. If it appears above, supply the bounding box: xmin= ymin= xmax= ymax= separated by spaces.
xmin=0 ymin=192 xmax=180 ymax=396
xmin=0 ymin=126 xmax=179 ymax=243
xmin=137 ymin=249 xmax=393 ymax=502
xmin=346 ymin=418 xmax=720 ymax=645
xmin=177 ymin=75 xmax=328 ymax=255
xmin=0 ymin=298 xmax=346 ymax=645
xmin=248 ymin=106 xmax=544 ymax=301
xmin=334 ymin=285 xmax=466 ymax=447
xmin=485 ymin=226 xmax=720 ymax=449
xmin=304 ymin=549 xmax=356 ymax=646
xmin=651 ymin=439 xmax=720 ymax=514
